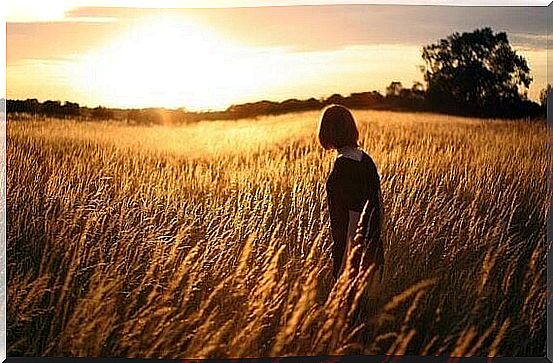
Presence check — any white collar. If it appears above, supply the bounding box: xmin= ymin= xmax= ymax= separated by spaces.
xmin=337 ymin=146 xmax=363 ymax=162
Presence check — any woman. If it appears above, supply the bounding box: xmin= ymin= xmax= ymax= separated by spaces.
xmin=318 ymin=104 xmax=384 ymax=282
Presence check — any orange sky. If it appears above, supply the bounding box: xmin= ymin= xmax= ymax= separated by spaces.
xmin=6 ymin=3 xmax=549 ymax=111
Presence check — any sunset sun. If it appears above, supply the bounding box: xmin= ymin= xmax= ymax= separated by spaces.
xmin=74 ymin=15 xmax=263 ymax=110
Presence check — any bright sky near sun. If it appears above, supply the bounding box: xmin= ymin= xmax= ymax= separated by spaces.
xmin=6 ymin=1 xmax=550 ymax=111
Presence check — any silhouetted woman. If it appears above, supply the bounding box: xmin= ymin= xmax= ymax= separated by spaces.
xmin=318 ymin=105 xmax=384 ymax=282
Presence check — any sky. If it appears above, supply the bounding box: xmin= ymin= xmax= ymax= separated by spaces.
xmin=6 ymin=1 xmax=550 ymax=111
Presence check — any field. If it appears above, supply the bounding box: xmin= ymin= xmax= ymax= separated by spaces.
xmin=6 ymin=110 xmax=548 ymax=358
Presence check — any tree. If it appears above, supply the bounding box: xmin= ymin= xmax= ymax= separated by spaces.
xmin=347 ymin=91 xmax=383 ymax=108
xmin=42 ymin=100 xmax=62 ymax=116
xmin=421 ymin=27 xmax=532 ymax=117
xmin=325 ymin=94 xmax=346 ymax=105
xmin=539 ymin=84 xmax=551 ymax=107
xmin=385 ymin=81 xmax=403 ymax=98
xmin=411 ymin=81 xmax=424 ymax=93
xmin=62 ymin=101 xmax=80 ymax=117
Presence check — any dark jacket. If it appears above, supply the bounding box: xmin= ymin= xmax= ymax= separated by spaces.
xmin=326 ymin=147 xmax=383 ymax=279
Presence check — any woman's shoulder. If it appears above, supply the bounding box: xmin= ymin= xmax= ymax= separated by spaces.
xmin=361 ymin=150 xmax=376 ymax=164
xmin=360 ymin=151 xmax=379 ymax=174
xmin=327 ymin=155 xmax=352 ymax=185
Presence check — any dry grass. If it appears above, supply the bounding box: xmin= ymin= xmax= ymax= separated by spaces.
xmin=6 ymin=110 xmax=547 ymax=358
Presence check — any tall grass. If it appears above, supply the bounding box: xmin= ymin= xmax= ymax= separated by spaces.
xmin=6 ymin=110 xmax=547 ymax=358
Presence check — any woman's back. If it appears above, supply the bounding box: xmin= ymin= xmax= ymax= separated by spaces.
xmin=325 ymin=146 xmax=382 ymax=279
xmin=326 ymin=147 xmax=380 ymax=214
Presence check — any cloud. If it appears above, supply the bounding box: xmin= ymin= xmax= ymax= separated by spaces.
xmin=58 ymin=5 xmax=549 ymax=52
xmin=7 ymin=4 xmax=547 ymax=68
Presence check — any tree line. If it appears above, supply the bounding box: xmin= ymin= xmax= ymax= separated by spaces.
xmin=5 ymin=27 xmax=549 ymax=124
xmin=2 ymin=86 xmax=443 ymax=125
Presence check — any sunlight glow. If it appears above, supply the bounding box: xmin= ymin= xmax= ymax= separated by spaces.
xmin=73 ymin=15 xmax=271 ymax=110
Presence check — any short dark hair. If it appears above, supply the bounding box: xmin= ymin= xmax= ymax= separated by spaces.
xmin=318 ymin=104 xmax=359 ymax=150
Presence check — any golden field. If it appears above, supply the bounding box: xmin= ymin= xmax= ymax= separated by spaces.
xmin=6 ymin=110 xmax=548 ymax=358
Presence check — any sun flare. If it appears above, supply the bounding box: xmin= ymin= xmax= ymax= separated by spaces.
xmin=73 ymin=15 xmax=271 ymax=110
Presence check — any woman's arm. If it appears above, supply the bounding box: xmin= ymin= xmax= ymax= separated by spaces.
xmin=354 ymin=165 xmax=382 ymax=250
xmin=352 ymin=164 xmax=384 ymax=282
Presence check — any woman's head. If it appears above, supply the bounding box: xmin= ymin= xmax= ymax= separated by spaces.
xmin=318 ymin=104 xmax=359 ymax=150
